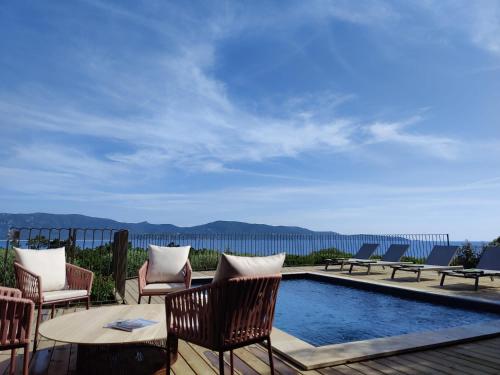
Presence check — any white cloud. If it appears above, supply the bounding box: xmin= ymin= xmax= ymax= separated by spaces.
xmin=364 ymin=117 xmax=460 ymax=160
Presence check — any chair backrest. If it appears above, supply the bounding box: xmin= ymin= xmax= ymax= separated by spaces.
xmin=0 ymin=287 xmax=34 ymax=347
xmin=165 ymin=275 xmax=282 ymax=350
xmin=381 ymin=244 xmax=410 ymax=262
xmin=219 ymin=275 xmax=282 ymax=348
xmin=426 ymin=245 xmax=460 ymax=266
xmin=477 ymin=247 xmax=500 ymax=270
xmin=354 ymin=243 xmax=379 ymax=259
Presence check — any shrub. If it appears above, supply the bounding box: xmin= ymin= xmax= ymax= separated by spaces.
xmin=454 ymin=241 xmax=480 ymax=268
xmin=91 ymin=274 xmax=116 ymax=303
xmin=0 ymin=249 xmax=15 ymax=287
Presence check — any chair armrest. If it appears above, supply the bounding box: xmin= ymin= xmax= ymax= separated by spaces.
xmin=165 ymin=283 xmax=217 ymax=347
xmin=184 ymin=259 xmax=192 ymax=289
xmin=66 ymin=263 xmax=94 ymax=294
xmin=138 ymin=261 xmax=148 ymax=293
xmin=14 ymin=262 xmax=42 ymax=304
xmin=0 ymin=295 xmax=34 ymax=345
xmin=0 ymin=286 xmax=22 ymax=298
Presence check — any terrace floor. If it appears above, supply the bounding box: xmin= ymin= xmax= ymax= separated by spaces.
xmin=3 ymin=265 xmax=500 ymax=374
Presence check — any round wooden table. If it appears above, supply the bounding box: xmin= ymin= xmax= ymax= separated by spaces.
xmin=39 ymin=304 xmax=177 ymax=375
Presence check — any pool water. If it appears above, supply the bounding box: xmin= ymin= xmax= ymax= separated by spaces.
xmin=274 ymin=279 xmax=500 ymax=346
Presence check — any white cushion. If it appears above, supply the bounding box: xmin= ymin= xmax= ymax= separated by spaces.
xmin=146 ymin=245 xmax=190 ymax=283
xmin=43 ymin=289 xmax=88 ymax=302
xmin=14 ymin=247 xmax=67 ymax=292
xmin=213 ymin=253 xmax=285 ymax=283
xmin=143 ymin=283 xmax=185 ymax=293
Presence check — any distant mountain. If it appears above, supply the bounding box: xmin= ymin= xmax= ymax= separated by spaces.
xmin=0 ymin=213 xmax=321 ymax=236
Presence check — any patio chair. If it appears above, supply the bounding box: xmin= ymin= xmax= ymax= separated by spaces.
xmin=0 ymin=287 xmax=34 ymax=375
xmin=137 ymin=245 xmax=192 ymax=304
xmin=166 ymin=276 xmax=281 ymax=375
xmin=165 ymin=253 xmax=285 ymax=375
xmin=348 ymin=244 xmax=411 ymax=274
xmin=390 ymin=245 xmax=461 ymax=282
xmin=324 ymin=243 xmax=379 ymax=270
xmin=440 ymin=246 xmax=500 ymax=290
xmin=14 ymin=247 xmax=93 ymax=351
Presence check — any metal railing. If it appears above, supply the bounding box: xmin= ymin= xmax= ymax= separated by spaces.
xmin=1 ymin=227 xmax=128 ymax=304
xmin=1 ymin=228 xmax=455 ymax=289
xmin=127 ymin=232 xmax=451 ymax=278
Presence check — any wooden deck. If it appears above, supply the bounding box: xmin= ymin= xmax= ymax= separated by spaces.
xmin=3 ymin=265 xmax=500 ymax=374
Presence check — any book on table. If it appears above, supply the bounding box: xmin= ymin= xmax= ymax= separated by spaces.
xmin=105 ymin=318 xmax=158 ymax=332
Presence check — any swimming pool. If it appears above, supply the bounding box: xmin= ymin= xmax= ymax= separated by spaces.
xmin=274 ymin=279 xmax=500 ymax=346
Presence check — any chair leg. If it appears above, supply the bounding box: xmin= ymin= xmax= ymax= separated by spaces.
xmin=33 ymin=306 xmax=43 ymax=352
xmin=475 ymin=277 xmax=480 ymax=291
xmin=138 ymin=295 xmax=141 ymax=304
xmin=9 ymin=349 xmax=16 ymax=375
xmin=267 ymin=337 xmax=275 ymax=375
xmin=219 ymin=350 xmax=225 ymax=375
xmin=230 ymin=350 xmax=234 ymax=375
xmin=148 ymin=296 xmax=152 ymax=304
xmin=367 ymin=264 xmax=371 ymax=275
xmin=23 ymin=343 xmax=30 ymax=375
xmin=86 ymin=297 xmax=90 ymax=310
xmin=51 ymin=304 xmax=55 ymax=319
xmin=324 ymin=261 xmax=329 ymax=271
xmin=166 ymin=336 xmax=171 ymax=374
xmin=391 ymin=267 xmax=397 ymax=279
xmin=440 ymin=273 xmax=446 ymax=286
xmin=349 ymin=264 xmax=354 ymax=273
xmin=416 ymin=269 xmax=421 ymax=282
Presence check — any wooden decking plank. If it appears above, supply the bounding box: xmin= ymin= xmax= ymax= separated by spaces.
xmin=203 ymin=350 xmax=240 ymax=375
xmin=45 ymin=344 xmax=72 ymax=375
xmin=358 ymin=360 xmax=403 ymax=375
xmin=171 ymin=349 xmax=196 ymax=375
xmin=66 ymin=344 xmax=77 ymax=375
xmin=188 ymin=343 xmax=240 ymax=375
xmin=247 ymin=345 xmax=302 ymax=375
xmin=227 ymin=349 xmax=262 ymax=375
xmin=408 ymin=352 xmax=479 ymax=375
xmin=344 ymin=362 xmax=384 ymax=375
xmin=456 ymin=341 xmax=500 ymax=359
xmin=430 ymin=349 xmax=500 ymax=374
xmin=473 ymin=337 xmax=500 ymax=349
xmin=30 ymin=341 xmax=56 ymax=375
xmin=177 ymin=340 xmax=217 ymax=375
xmin=368 ymin=358 xmax=416 ymax=375
xmin=381 ymin=354 xmax=448 ymax=375
xmin=438 ymin=346 xmax=500 ymax=371
xmin=318 ymin=365 xmax=364 ymax=375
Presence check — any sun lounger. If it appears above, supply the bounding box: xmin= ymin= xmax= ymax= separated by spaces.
xmin=440 ymin=246 xmax=500 ymax=290
xmin=390 ymin=245 xmax=461 ymax=282
xmin=324 ymin=243 xmax=379 ymax=270
xmin=348 ymin=244 xmax=411 ymax=274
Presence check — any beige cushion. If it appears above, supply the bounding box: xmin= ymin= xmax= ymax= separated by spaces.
xmin=213 ymin=253 xmax=285 ymax=283
xmin=146 ymin=245 xmax=190 ymax=283
xmin=14 ymin=247 xmax=67 ymax=292
xmin=143 ymin=283 xmax=185 ymax=293
xmin=43 ymin=289 xmax=88 ymax=302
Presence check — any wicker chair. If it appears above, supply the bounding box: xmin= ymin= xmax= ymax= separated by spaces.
xmin=0 ymin=286 xmax=34 ymax=375
xmin=137 ymin=260 xmax=192 ymax=304
xmin=165 ymin=275 xmax=282 ymax=375
xmin=14 ymin=262 xmax=93 ymax=351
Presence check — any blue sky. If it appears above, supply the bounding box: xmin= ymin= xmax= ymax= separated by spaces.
xmin=1 ymin=1 xmax=499 ymax=240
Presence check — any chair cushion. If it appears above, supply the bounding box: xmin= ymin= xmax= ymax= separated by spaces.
xmin=43 ymin=289 xmax=88 ymax=302
xmin=212 ymin=253 xmax=285 ymax=283
xmin=14 ymin=247 xmax=67 ymax=292
xmin=142 ymin=283 xmax=186 ymax=293
xmin=146 ymin=245 xmax=191 ymax=283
